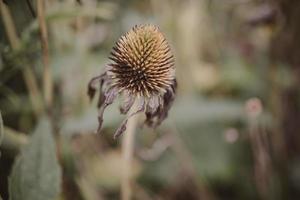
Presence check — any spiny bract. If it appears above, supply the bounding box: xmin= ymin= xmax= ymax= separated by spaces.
xmin=88 ymin=24 xmax=177 ymax=139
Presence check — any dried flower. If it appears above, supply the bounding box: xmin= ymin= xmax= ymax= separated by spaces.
xmin=88 ymin=24 xmax=177 ymax=139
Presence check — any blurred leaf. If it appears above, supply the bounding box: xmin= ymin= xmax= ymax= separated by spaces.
xmin=170 ymin=96 xmax=244 ymax=125
xmin=220 ymin=59 xmax=264 ymax=96
xmin=62 ymin=104 xmax=122 ymax=135
xmin=62 ymin=96 xmax=244 ymax=136
xmin=8 ymin=118 xmax=61 ymax=200
xmin=139 ymin=96 xmax=247 ymax=188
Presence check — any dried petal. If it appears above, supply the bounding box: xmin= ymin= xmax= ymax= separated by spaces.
xmin=155 ymin=79 xmax=177 ymax=127
xmin=87 ymin=73 xmax=106 ymax=101
xmin=97 ymin=88 xmax=105 ymax=109
xmin=113 ymin=119 xmax=128 ymax=139
xmin=144 ymin=95 xmax=160 ymax=127
xmin=104 ymin=86 xmax=118 ymax=105
xmin=96 ymin=87 xmax=118 ymax=134
xmin=147 ymin=95 xmax=160 ymax=115
xmin=113 ymin=99 xmax=145 ymax=139
xmin=97 ymin=115 xmax=104 ymax=133
xmin=145 ymin=79 xmax=177 ymax=128
xmin=120 ymin=94 xmax=135 ymax=114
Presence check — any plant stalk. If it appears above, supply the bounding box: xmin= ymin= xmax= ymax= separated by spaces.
xmin=121 ymin=101 xmax=139 ymax=200
xmin=37 ymin=0 xmax=53 ymax=109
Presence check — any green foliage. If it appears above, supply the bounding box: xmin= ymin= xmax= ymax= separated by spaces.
xmin=8 ymin=119 xmax=61 ymax=200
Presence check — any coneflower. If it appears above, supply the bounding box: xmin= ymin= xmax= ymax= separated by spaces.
xmin=88 ymin=24 xmax=177 ymax=139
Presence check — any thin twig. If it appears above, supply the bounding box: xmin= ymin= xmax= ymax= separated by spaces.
xmin=0 ymin=0 xmax=43 ymax=116
xmin=121 ymin=100 xmax=139 ymax=200
xmin=37 ymin=0 xmax=53 ymax=110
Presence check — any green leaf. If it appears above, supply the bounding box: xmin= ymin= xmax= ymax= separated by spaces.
xmin=9 ymin=118 xmax=61 ymax=200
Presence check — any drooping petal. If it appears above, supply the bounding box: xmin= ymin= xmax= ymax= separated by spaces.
xmin=144 ymin=79 xmax=177 ymax=128
xmin=87 ymin=73 xmax=106 ymax=102
xmin=145 ymin=95 xmax=160 ymax=127
xmin=96 ymin=86 xmax=118 ymax=134
xmin=113 ymin=98 xmax=145 ymax=139
xmin=120 ymin=93 xmax=135 ymax=114
xmin=147 ymin=95 xmax=160 ymax=114
xmin=155 ymin=79 xmax=177 ymax=127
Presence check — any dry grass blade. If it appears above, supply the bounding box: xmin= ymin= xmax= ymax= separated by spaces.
xmin=37 ymin=0 xmax=53 ymax=109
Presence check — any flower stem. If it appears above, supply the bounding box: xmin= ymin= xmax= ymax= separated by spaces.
xmin=121 ymin=100 xmax=139 ymax=200
xmin=37 ymin=0 xmax=53 ymax=110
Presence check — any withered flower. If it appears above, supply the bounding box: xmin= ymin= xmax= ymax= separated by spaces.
xmin=88 ymin=24 xmax=177 ymax=139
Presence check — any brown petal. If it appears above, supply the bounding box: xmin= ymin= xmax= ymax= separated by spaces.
xmin=147 ymin=95 xmax=160 ymax=115
xmin=87 ymin=73 xmax=106 ymax=101
xmin=120 ymin=94 xmax=135 ymax=114
xmin=113 ymin=98 xmax=145 ymax=139
xmin=104 ymin=86 xmax=119 ymax=105
xmin=145 ymin=79 xmax=177 ymax=128
xmin=145 ymin=95 xmax=160 ymax=127
xmin=155 ymin=79 xmax=177 ymax=127
xmin=96 ymin=87 xmax=119 ymax=134
xmin=113 ymin=119 xmax=128 ymax=139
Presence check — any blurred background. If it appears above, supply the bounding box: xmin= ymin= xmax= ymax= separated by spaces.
xmin=1 ymin=0 xmax=300 ymax=199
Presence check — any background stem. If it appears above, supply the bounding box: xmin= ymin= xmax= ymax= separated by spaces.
xmin=37 ymin=0 xmax=53 ymax=109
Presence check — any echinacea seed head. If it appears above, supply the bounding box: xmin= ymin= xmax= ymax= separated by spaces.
xmin=108 ymin=24 xmax=175 ymax=97
xmin=88 ymin=24 xmax=177 ymax=139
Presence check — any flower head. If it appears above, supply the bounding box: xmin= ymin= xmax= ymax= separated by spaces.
xmin=88 ymin=24 xmax=177 ymax=139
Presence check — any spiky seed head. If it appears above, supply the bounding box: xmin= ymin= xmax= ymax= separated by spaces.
xmin=108 ymin=24 xmax=175 ymax=97
xmin=87 ymin=24 xmax=177 ymax=139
